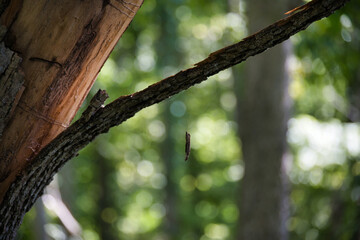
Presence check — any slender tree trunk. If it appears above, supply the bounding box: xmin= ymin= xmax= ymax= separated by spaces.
xmin=161 ymin=102 xmax=180 ymax=238
xmin=0 ymin=0 xmax=143 ymax=202
xmin=155 ymin=1 xmax=181 ymax=237
xmin=33 ymin=199 xmax=50 ymax=240
xmin=95 ymin=146 xmax=119 ymax=240
xmin=237 ymin=0 xmax=291 ymax=239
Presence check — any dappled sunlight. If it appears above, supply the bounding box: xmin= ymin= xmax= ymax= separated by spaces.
xmin=148 ymin=120 xmax=166 ymax=140
xmin=225 ymin=164 xmax=244 ymax=182
xmin=137 ymin=160 xmax=155 ymax=177
xmin=288 ymin=114 xmax=360 ymax=237
xmin=204 ymin=223 xmax=230 ymax=240
xmin=288 ymin=115 xmax=360 ymax=170
xmin=340 ymin=14 xmax=353 ymax=42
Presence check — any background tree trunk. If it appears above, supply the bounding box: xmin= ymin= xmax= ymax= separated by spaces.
xmin=94 ymin=146 xmax=119 ymax=240
xmin=33 ymin=200 xmax=49 ymax=240
xmin=0 ymin=0 xmax=143 ymax=202
xmin=237 ymin=0 xmax=291 ymax=239
xmin=155 ymin=1 xmax=182 ymax=237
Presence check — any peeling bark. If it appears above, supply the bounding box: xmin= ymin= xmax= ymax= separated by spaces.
xmin=0 ymin=0 xmax=143 ymax=202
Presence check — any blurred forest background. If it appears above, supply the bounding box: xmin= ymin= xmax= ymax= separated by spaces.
xmin=18 ymin=0 xmax=360 ymax=239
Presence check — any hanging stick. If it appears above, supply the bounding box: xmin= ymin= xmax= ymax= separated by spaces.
xmin=185 ymin=131 xmax=191 ymax=161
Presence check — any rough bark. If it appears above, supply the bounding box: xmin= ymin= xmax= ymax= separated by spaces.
xmin=0 ymin=0 xmax=144 ymax=201
xmin=0 ymin=25 xmax=24 ymax=138
xmin=0 ymin=0 xmax=350 ymax=238
xmin=237 ymin=0 xmax=290 ymax=238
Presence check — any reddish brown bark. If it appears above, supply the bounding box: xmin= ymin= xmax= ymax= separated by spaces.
xmin=0 ymin=0 xmax=143 ymax=201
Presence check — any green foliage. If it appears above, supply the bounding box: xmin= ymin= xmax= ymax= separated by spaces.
xmin=288 ymin=1 xmax=360 ymax=239
xmin=291 ymin=1 xmax=360 ymax=122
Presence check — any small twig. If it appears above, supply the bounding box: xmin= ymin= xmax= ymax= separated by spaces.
xmin=81 ymin=89 xmax=109 ymax=121
xmin=185 ymin=132 xmax=191 ymax=161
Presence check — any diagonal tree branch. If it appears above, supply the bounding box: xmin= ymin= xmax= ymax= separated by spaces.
xmin=0 ymin=0 xmax=350 ymax=238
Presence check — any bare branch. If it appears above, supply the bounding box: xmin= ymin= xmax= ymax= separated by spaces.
xmin=0 ymin=0 xmax=350 ymax=238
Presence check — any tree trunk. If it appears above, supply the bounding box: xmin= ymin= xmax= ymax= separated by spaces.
xmin=155 ymin=1 xmax=182 ymax=237
xmin=33 ymin=199 xmax=50 ymax=240
xmin=95 ymin=146 xmax=119 ymax=240
xmin=237 ymin=0 xmax=290 ymax=239
xmin=0 ymin=0 xmax=143 ymax=202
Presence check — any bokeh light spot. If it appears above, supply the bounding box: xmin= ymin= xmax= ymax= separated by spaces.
xmin=196 ymin=174 xmax=213 ymax=191
xmin=220 ymin=92 xmax=237 ymax=111
xmin=170 ymin=101 xmax=187 ymax=117
xmin=137 ymin=160 xmax=154 ymax=177
xmin=221 ymin=203 xmax=239 ymax=223
xmin=195 ymin=201 xmax=218 ymax=219
xmin=204 ymin=223 xmax=229 ymax=239
xmin=180 ymin=175 xmax=196 ymax=192
xmin=226 ymin=164 xmax=244 ymax=182
xmin=150 ymin=173 xmax=167 ymax=189
xmin=101 ymin=208 xmax=118 ymax=224
xmin=135 ymin=190 xmax=153 ymax=208
xmin=148 ymin=120 xmax=166 ymax=139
